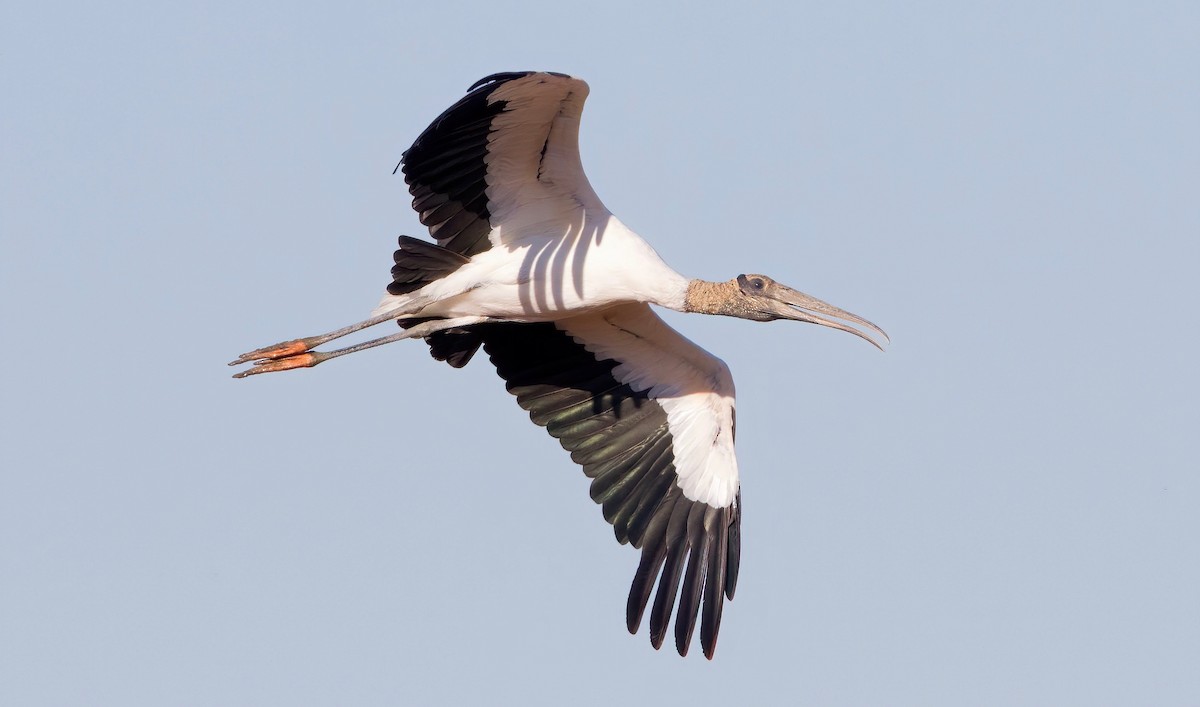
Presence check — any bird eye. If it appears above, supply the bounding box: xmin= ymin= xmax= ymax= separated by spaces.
xmin=751 ymin=278 xmax=765 ymax=290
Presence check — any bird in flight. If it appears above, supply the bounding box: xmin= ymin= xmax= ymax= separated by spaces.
xmin=230 ymin=71 xmax=887 ymax=659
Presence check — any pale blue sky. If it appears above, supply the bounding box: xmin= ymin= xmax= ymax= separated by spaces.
xmin=2 ymin=1 xmax=1197 ymax=705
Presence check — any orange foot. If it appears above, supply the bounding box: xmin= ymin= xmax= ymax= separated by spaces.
xmin=228 ymin=338 xmax=315 ymax=367
xmin=231 ymin=352 xmax=322 ymax=379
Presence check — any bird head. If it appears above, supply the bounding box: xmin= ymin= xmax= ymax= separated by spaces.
xmin=730 ymin=273 xmax=888 ymax=349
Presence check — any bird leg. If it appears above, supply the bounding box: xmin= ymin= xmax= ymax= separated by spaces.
xmin=229 ymin=315 xmax=501 ymax=379
xmin=227 ymin=298 xmax=434 ymax=368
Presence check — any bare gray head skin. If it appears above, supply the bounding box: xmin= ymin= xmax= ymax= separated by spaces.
xmin=684 ymin=274 xmax=889 ymax=350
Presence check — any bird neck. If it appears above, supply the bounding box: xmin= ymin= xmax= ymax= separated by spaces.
xmin=683 ymin=279 xmax=743 ymax=316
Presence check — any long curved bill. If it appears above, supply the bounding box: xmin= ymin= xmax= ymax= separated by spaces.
xmin=768 ymin=284 xmax=889 ymax=350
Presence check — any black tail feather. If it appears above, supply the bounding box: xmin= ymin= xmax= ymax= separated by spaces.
xmin=388 ymin=236 xmax=482 ymax=367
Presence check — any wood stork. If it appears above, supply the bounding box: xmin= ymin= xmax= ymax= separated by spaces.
xmin=230 ymin=71 xmax=886 ymax=659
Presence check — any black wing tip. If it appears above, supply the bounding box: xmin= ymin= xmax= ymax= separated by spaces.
xmin=467 ymin=71 xmax=531 ymax=92
xmin=650 ymin=631 xmax=667 ymax=651
xmin=624 ymin=492 xmax=738 ymax=659
xmin=678 ymin=638 xmax=719 ymax=659
xmin=466 ymin=70 xmax=573 ymax=92
xmin=676 ymin=637 xmax=692 ymax=658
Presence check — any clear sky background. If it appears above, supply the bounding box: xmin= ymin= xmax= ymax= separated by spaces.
xmin=2 ymin=2 xmax=1197 ymax=705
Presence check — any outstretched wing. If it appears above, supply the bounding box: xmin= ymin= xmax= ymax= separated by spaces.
xmin=395 ymin=71 xmax=615 ymax=367
xmin=399 ymin=71 xmax=606 ymax=258
xmin=477 ymin=303 xmax=742 ymax=659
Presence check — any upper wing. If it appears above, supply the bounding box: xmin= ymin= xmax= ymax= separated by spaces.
xmin=477 ymin=303 xmax=742 ymax=659
xmin=400 ymin=71 xmax=606 ymax=257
